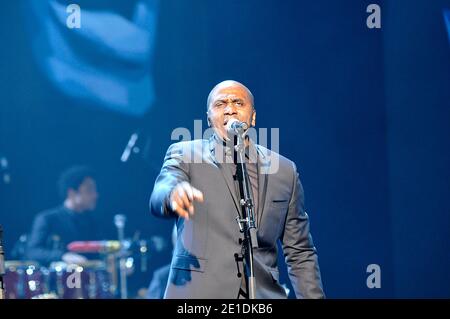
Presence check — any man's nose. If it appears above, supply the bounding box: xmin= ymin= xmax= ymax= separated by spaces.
xmin=224 ymin=103 xmax=237 ymax=114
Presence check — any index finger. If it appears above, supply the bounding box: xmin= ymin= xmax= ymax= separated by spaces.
xmin=192 ymin=187 xmax=204 ymax=202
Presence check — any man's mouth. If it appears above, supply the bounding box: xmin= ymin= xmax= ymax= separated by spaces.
xmin=223 ymin=117 xmax=237 ymax=125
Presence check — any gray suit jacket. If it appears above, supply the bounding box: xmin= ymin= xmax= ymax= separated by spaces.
xmin=150 ymin=137 xmax=324 ymax=299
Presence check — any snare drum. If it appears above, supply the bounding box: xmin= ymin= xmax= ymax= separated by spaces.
xmin=47 ymin=260 xmax=113 ymax=299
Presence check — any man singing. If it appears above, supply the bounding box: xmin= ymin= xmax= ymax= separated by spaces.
xmin=150 ymin=80 xmax=324 ymax=299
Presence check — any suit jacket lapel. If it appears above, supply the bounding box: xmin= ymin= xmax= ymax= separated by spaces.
xmin=208 ymin=136 xmax=241 ymax=214
xmin=220 ymin=163 xmax=241 ymax=215
xmin=207 ymin=136 xmax=272 ymax=223
xmin=256 ymin=145 xmax=270 ymax=227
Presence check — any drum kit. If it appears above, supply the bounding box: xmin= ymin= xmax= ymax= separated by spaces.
xmin=1 ymin=215 xmax=168 ymax=299
xmin=2 ymin=237 xmax=154 ymax=299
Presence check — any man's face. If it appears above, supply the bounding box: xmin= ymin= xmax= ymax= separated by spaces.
xmin=71 ymin=177 xmax=98 ymax=212
xmin=207 ymin=84 xmax=256 ymax=141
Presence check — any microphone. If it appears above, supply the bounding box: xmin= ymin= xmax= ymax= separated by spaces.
xmin=120 ymin=133 xmax=139 ymax=162
xmin=226 ymin=119 xmax=249 ymax=135
xmin=114 ymin=214 xmax=126 ymax=230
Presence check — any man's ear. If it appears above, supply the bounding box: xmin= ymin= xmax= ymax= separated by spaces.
xmin=251 ymin=110 xmax=256 ymax=127
xmin=206 ymin=112 xmax=211 ymax=127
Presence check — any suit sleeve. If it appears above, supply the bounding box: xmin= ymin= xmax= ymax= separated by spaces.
xmin=26 ymin=213 xmax=64 ymax=265
xmin=281 ymin=162 xmax=325 ymax=299
xmin=149 ymin=142 xmax=190 ymax=218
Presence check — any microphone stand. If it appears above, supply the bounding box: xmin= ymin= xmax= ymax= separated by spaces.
xmin=0 ymin=225 xmax=6 ymax=299
xmin=114 ymin=215 xmax=128 ymax=299
xmin=234 ymin=133 xmax=259 ymax=299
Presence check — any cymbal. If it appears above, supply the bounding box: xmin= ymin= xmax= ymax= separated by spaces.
xmin=49 ymin=259 xmax=106 ymax=270
xmin=5 ymin=260 xmax=40 ymax=269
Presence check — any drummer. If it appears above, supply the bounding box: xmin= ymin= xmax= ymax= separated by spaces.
xmin=26 ymin=166 xmax=104 ymax=266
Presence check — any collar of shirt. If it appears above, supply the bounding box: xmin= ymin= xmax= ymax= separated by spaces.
xmin=209 ymin=133 xmax=258 ymax=164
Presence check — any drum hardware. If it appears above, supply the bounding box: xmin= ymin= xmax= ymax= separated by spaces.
xmin=0 ymin=225 xmax=5 ymax=300
xmin=114 ymin=214 xmax=128 ymax=299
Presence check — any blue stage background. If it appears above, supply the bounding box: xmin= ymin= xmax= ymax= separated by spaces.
xmin=0 ymin=0 xmax=449 ymax=298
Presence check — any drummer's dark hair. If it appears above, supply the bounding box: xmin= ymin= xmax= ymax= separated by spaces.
xmin=58 ymin=165 xmax=96 ymax=199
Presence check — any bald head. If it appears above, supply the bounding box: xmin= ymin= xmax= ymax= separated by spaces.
xmin=207 ymin=80 xmax=254 ymax=110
